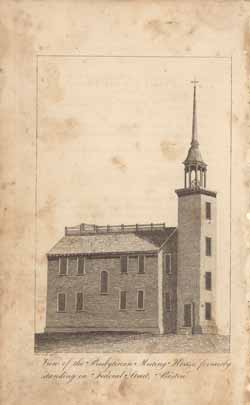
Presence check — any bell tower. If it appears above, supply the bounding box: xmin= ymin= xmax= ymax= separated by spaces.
xmin=175 ymin=81 xmax=217 ymax=334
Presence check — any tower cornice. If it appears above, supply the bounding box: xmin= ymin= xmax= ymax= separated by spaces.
xmin=175 ymin=188 xmax=217 ymax=198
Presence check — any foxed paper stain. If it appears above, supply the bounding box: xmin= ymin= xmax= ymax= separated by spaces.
xmin=40 ymin=64 xmax=64 ymax=104
xmin=111 ymin=156 xmax=127 ymax=172
xmin=160 ymin=139 xmax=184 ymax=161
xmin=40 ymin=117 xmax=80 ymax=144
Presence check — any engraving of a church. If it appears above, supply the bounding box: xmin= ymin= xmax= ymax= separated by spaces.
xmin=45 ymin=82 xmax=217 ymax=335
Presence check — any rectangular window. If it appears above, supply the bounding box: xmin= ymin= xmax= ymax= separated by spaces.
xmin=206 ymin=202 xmax=211 ymax=220
xmin=59 ymin=257 xmax=67 ymax=275
xmin=76 ymin=292 xmax=84 ymax=311
xmin=78 ymin=257 xmax=85 ymax=275
xmin=138 ymin=255 xmax=145 ymax=274
xmin=184 ymin=304 xmax=191 ymax=327
xmin=205 ymin=302 xmax=212 ymax=320
xmin=137 ymin=290 xmax=144 ymax=310
xmin=100 ymin=271 xmax=108 ymax=294
xmin=120 ymin=291 xmax=127 ymax=310
xmin=205 ymin=237 xmax=212 ymax=256
xmin=205 ymin=272 xmax=212 ymax=290
xmin=165 ymin=254 xmax=172 ymax=274
xmin=166 ymin=292 xmax=172 ymax=312
xmin=57 ymin=293 xmax=66 ymax=312
xmin=121 ymin=256 xmax=128 ymax=273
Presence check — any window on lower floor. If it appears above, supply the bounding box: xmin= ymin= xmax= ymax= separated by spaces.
xmin=120 ymin=291 xmax=127 ymax=310
xmin=57 ymin=293 xmax=66 ymax=312
xmin=100 ymin=270 xmax=108 ymax=294
xmin=166 ymin=292 xmax=172 ymax=312
xmin=137 ymin=290 xmax=144 ymax=310
xmin=77 ymin=257 xmax=85 ymax=275
xmin=184 ymin=303 xmax=191 ymax=327
xmin=165 ymin=254 xmax=172 ymax=274
xmin=76 ymin=292 xmax=84 ymax=311
xmin=205 ymin=272 xmax=212 ymax=290
xmin=205 ymin=302 xmax=212 ymax=320
xmin=59 ymin=257 xmax=67 ymax=275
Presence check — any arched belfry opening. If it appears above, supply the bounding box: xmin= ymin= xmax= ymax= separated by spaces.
xmin=183 ymin=80 xmax=207 ymax=190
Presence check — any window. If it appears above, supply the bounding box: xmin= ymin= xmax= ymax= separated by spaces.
xmin=78 ymin=257 xmax=85 ymax=275
xmin=120 ymin=291 xmax=127 ymax=310
xmin=138 ymin=255 xmax=145 ymax=274
xmin=121 ymin=256 xmax=128 ymax=273
xmin=205 ymin=237 xmax=212 ymax=256
xmin=100 ymin=271 xmax=108 ymax=294
xmin=205 ymin=302 xmax=212 ymax=320
xmin=184 ymin=304 xmax=191 ymax=327
xmin=76 ymin=292 xmax=84 ymax=311
xmin=59 ymin=257 xmax=67 ymax=275
xmin=205 ymin=272 xmax=212 ymax=290
xmin=137 ymin=290 xmax=144 ymax=310
xmin=206 ymin=202 xmax=211 ymax=220
xmin=57 ymin=293 xmax=66 ymax=312
xmin=166 ymin=292 xmax=172 ymax=312
xmin=165 ymin=254 xmax=172 ymax=274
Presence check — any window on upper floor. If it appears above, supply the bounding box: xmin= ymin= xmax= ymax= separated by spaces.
xmin=59 ymin=257 xmax=67 ymax=275
xmin=165 ymin=254 xmax=172 ymax=274
xmin=121 ymin=256 xmax=128 ymax=273
xmin=205 ymin=272 xmax=212 ymax=290
xmin=205 ymin=237 xmax=212 ymax=256
xmin=57 ymin=293 xmax=66 ymax=312
xmin=138 ymin=255 xmax=145 ymax=274
xmin=206 ymin=202 xmax=211 ymax=220
xmin=77 ymin=257 xmax=85 ymax=275
xmin=120 ymin=291 xmax=127 ymax=310
xmin=100 ymin=270 xmax=108 ymax=294
xmin=205 ymin=302 xmax=212 ymax=320
xmin=137 ymin=290 xmax=144 ymax=310
xmin=76 ymin=292 xmax=84 ymax=311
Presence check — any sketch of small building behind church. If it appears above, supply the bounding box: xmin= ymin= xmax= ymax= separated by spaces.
xmin=45 ymin=82 xmax=218 ymax=335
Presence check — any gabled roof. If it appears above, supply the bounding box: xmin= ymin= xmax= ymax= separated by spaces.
xmin=48 ymin=226 xmax=176 ymax=256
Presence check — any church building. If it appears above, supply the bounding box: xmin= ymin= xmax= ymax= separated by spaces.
xmin=45 ymin=83 xmax=217 ymax=335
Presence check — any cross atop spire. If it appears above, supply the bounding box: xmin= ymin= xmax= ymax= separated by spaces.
xmin=191 ymin=78 xmax=199 ymax=86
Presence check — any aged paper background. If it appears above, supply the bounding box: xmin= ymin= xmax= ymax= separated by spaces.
xmin=0 ymin=1 xmax=250 ymax=404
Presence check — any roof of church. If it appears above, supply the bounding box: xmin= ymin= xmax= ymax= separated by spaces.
xmin=48 ymin=223 xmax=176 ymax=256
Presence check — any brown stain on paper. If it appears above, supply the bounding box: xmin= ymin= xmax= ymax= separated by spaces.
xmin=40 ymin=117 xmax=80 ymax=143
xmin=144 ymin=18 xmax=179 ymax=39
xmin=111 ymin=156 xmax=127 ymax=172
xmin=160 ymin=140 xmax=184 ymax=161
xmin=40 ymin=64 xmax=64 ymax=104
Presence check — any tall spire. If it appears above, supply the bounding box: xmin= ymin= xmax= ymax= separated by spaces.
xmin=184 ymin=79 xmax=205 ymax=165
xmin=191 ymin=80 xmax=199 ymax=147
xmin=182 ymin=80 xmax=207 ymax=190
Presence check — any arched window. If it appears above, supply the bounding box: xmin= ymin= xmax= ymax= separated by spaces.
xmin=100 ymin=271 xmax=108 ymax=294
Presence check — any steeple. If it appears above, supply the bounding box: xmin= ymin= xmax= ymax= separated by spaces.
xmin=183 ymin=80 xmax=207 ymax=189
xmin=191 ymin=82 xmax=198 ymax=147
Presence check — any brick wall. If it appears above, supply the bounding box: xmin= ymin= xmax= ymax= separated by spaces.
xmin=45 ymin=253 xmax=160 ymax=333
